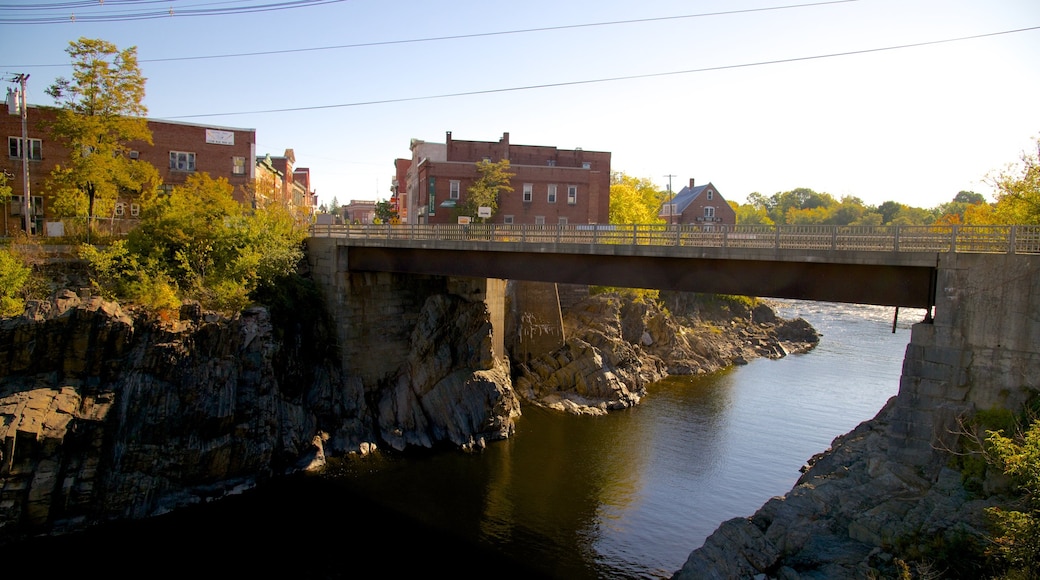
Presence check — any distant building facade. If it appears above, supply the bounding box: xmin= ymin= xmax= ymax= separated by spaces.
xmin=398 ymin=131 xmax=611 ymax=225
xmin=0 ymin=102 xmax=314 ymax=236
xmin=659 ymin=179 xmax=736 ymax=226
xmin=343 ymin=199 xmax=376 ymax=224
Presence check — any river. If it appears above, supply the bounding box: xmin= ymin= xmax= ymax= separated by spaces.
xmin=12 ymin=300 xmax=921 ymax=578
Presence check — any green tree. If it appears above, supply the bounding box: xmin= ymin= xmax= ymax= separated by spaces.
xmin=609 ymin=172 xmax=665 ymax=224
xmin=44 ymin=37 xmax=160 ymax=238
xmin=460 ymin=159 xmax=515 ymax=222
xmin=955 ymin=190 xmax=986 ymax=205
xmin=83 ymin=172 xmax=305 ymax=313
xmin=732 ymin=201 xmax=774 ymax=225
xmin=374 ymin=199 xmax=399 ymax=224
xmin=0 ymin=246 xmax=31 ymax=317
xmin=984 ymin=419 xmax=1040 ymax=578
xmin=990 ymin=137 xmax=1040 ymax=225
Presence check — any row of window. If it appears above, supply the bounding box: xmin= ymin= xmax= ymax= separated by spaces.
xmin=447 ymin=180 xmax=578 ymax=205
xmin=664 ymin=204 xmax=718 ymax=218
xmin=502 ymin=215 xmax=570 ymax=225
xmin=7 ymin=138 xmax=247 ymax=177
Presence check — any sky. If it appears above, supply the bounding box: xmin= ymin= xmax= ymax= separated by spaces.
xmin=1 ymin=0 xmax=1039 ymax=211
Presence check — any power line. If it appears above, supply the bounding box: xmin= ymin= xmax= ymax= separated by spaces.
xmin=0 ymin=0 xmax=349 ymax=24
xmin=161 ymin=25 xmax=1040 ymax=120
xmin=3 ymin=0 xmax=860 ymax=64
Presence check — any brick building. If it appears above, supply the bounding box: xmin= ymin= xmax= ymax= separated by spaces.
xmin=1 ymin=102 xmax=314 ymax=236
xmin=397 ymin=131 xmax=610 ymax=225
xmin=659 ymin=179 xmax=736 ymax=226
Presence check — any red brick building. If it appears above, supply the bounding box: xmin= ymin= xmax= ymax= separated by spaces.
xmin=1 ymin=102 xmax=314 ymax=236
xmin=399 ymin=131 xmax=610 ymax=225
xmin=659 ymin=179 xmax=736 ymax=226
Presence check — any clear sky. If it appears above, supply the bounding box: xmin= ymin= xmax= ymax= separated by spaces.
xmin=2 ymin=0 xmax=1039 ymax=211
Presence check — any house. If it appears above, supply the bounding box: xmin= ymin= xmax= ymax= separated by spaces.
xmin=0 ymin=100 xmax=314 ymax=236
xmin=659 ymin=179 xmax=736 ymax=226
xmin=343 ymin=199 xmax=377 ymax=224
xmin=397 ymin=131 xmax=611 ymax=225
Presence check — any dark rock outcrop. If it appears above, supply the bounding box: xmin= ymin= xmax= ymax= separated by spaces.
xmin=0 ymin=288 xmax=516 ymax=542
xmin=514 ymin=292 xmax=819 ymax=414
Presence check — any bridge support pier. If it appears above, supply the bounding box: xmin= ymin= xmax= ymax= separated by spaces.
xmin=890 ymin=252 xmax=1040 ymax=465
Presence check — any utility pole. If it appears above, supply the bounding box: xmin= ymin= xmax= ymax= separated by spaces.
xmin=6 ymin=73 xmax=31 ymax=235
xmin=664 ymin=174 xmax=675 ymax=225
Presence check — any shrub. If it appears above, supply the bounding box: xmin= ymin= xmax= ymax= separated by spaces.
xmin=0 ymin=246 xmax=31 ymax=317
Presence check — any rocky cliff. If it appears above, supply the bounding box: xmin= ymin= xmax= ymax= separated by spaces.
xmin=0 ymin=286 xmax=515 ymax=542
xmin=0 ymin=282 xmax=818 ymax=546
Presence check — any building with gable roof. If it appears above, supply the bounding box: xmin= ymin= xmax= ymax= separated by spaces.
xmin=659 ymin=178 xmax=736 ymax=226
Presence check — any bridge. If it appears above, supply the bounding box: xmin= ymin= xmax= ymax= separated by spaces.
xmin=307 ymin=223 xmax=1040 ymax=311
xmin=305 ymin=222 xmax=1040 ymax=478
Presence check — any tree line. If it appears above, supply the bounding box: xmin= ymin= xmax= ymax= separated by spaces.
xmin=608 ymin=137 xmax=1040 ymax=228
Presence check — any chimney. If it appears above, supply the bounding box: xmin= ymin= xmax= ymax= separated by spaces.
xmin=689 ymin=178 xmax=695 ymax=189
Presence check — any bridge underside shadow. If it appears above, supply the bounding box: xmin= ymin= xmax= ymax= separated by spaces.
xmin=342 ymin=246 xmax=936 ymax=309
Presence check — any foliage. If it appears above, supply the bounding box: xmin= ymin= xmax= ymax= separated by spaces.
xmin=988 ymin=137 xmax=1040 ymax=225
xmin=590 ymin=285 xmax=660 ymax=304
xmin=460 ymin=159 xmax=515 ymax=222
xmin=609 ymin=172 xmax=666 ymax=224
xmin=374 ymin=200 xmax=399 ymax=224
xmin=0 ymin=245 xmax=31 ymax=317
xmin=983 ymin=419 xmax=1040 ymax=578
xmin=43 ymin=37 xmax=160 ymax=237
xmin=81 ymin=173 xmax=306 ymax=313
xmin=0 ymin=170 xmax=10 ymax=207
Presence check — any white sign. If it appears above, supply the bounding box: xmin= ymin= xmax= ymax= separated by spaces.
xmin=478 ymin=206 xmax=492 ymax=218
xmin=205 ymin=129 xmax=235 ymax=145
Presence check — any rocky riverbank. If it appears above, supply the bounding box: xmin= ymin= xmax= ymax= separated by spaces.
xmin=0 ymin=283 xmax=817 ymax=545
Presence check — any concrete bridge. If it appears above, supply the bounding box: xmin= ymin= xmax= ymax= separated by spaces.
xmin=305 ymin=222 xmax=1040 ymax=567
xmin=308 ymin=222 xmax=1040 ymax=311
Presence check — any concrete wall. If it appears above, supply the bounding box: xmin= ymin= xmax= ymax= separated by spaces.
xmin=306 ymin=237 xmax=508 ymax=387
xmin=889 ymin=253 xmax=1040 ymax=464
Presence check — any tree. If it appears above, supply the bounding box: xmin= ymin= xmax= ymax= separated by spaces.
xmin=44 ymin=38 xmax=160 ymax=238
xmin=609 ymin=172 xmax=665 ymax=224
xmin=989 ymin=137 xmax=1040 ymax=225
xmin=984 ymin=419 xmax=1040 ymax=577
xmin=955 ymin=190 xmax=986 ymax=205
xmin=460 ymin=159 xmax=515 ymax=222
xmin=0 ymin=247 xmax=30 ymax=317
xmin=374 ymin=199 xmax=399 ymax=224
xmin=82 ymin=172 xmax=306 ymax=313
xmin=0 ymin=171 xmax=11 ymax=236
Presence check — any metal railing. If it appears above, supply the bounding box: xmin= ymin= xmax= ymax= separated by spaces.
xmin=308 ymin=223 xmax=1040 ymax=255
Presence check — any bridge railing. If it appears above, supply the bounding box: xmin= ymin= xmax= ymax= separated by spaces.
xmin=308 ymin=223 xmax=1040 ymax=255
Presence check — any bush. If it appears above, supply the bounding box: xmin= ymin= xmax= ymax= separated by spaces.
xmin=0 ymin=246 xmax=31 ymax=317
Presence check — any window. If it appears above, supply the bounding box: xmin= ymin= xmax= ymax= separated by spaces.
xmin=582 ymin=162 xmax=591 ymax=169
xmin=232 ymin=156 xmax=246 ymax=175
xmin=114 ymin=203 xmax=125 ymax=217
xmin=567 ymin=185 xmax=577 ymax=205
xmin=705 ymin=206 xmax=715 ymax=218
xmin=9 ymin=195 xmax=43 ymax=215
xmin=558 ymin=217 xmax=568 ymax=225
xmin=169 ymin=151 xmax=196 ymax=171
xmin=450 ymin=180 xmax=460 ymax=200
xmin=534 ymin=216 xmax=545 ymax=225
xmin=130 ymin=203 xmax=140 ymax=217
xmin=523 ymin=183 xmax=533 ymax=202
xmin=8 ymin=137 xmax=41 ymax=160
xmin=547 ymin=184 xmax=557 ymax=204
xmin=547 ymin=160 xmax=556 ymax=166
xmin=504 ymin=215 xmax=514 ymax=224
xmin=707 ymin=189 xmax=714 ymax=200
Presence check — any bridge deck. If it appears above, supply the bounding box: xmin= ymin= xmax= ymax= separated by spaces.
xmin=307 ymin=224 xmax=1039 ymax=309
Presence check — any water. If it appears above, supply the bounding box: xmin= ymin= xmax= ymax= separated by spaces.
xmin=10 ymin=301 xmax=920 ymax=578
